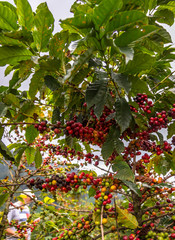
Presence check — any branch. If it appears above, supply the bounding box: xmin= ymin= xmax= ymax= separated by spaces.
xmin=101 ymin=205 xmax=104 ymax=240
xmin=151 ymin=71 xmax=175 ymax=91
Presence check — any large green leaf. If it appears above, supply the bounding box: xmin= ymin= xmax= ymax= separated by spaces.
xmin=0 ymin=102 xmax=8 ymax=117
xmin=0 ymin=4 xmax=18 ymax=31
xmin=64 ymin=47 xmax=94 ymax=82
xmin=25 ymin=147 xmax=36 ymax=165
xmin=154 ymin=9 xmax=174 ymax=26
xmin=86 ymin=77 xmax=108 ymax=118
xmin=88 ymin=187 xmax=96 ymax=198
xmin=122 ymin=181 xmax=142 ymax=197
xmin=102 ymin=127 xmax=123 ymax=160
xmin=115 ymin=205 xmax=138 ymax=229
xmin=106 ymin=10 xmax=147 ymax=33
xmin=0 ymin=46 xmax=32 ymax=66
xmin=14 ymin=146 xmax=26 ymax=166
xmin=34 ymin=148 xmax=42 ymax=168
xmin=49 ymin=31 xmax=69 ymax=58
xmin=93 ymin=0 xmax=123 ymax=30
xmin=115 ymin=25 xmax=159 ymax=47
xmin=0 ymin=140 xmax=15 ymax=162
xmin=0 ymin=127 xmax=4 ymax=140
xmin=4 ymin=93 xmax=20 ymax=108
xmin=0 ymin=193 xmax=9 ymax=207
xmin=111 ymin=72 xmax=130 ymax=93
xmin=25 ymin=125 xmax=39 ymax=144
xmin=33 ymin=3 xmax=54 ymax=52
xmin=44 ymin=75 xmax=60 ymax=91
xmin=115 ymin=98 xmax=132 ymax=132
xmin=16 ymin=0 xmax=34 ymax=30
xmin=61 ymin=14 xmax=93 ymax=29
xmin=125 ymin=53 xmax=156 ymax=74
xmin=112 ymin=160 xmax=134 ymax=182
xmin=168 ymin=121 xmax=175 ymax=139
xmin=0 ymin=34 xmax=25 ymax=47
xmin=130 ymin=76 xmax=150 ymax=95
xmin=29 ymin=70 xmax=45 ymax=100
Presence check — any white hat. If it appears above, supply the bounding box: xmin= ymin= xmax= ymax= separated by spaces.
xmin=23 ymin=189 xmax=37 ymax=201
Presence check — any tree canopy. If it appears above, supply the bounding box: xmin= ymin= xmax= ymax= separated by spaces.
xmin=1 ymin=0 xmax=175 ymax=239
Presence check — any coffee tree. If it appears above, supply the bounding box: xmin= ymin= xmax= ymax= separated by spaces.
xmin=1 ymin=0 xmax=175 ymax=239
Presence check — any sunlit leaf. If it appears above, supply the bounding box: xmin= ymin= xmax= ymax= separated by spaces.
xmin=33 ymin=3 xmax=54 ymax=52
xmin=16 ymin=0 xmax=34 ymax=30
xmin=0 ymin=46 xmax=32 ymax=66
xmin=115 ymin=205 xmax=138 ymax=229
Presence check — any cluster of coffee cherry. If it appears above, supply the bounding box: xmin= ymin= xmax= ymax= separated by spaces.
xmin=134 ymin=93 xmax=153 ymax=114
xmin=149 ymin=111 xmax=168 ymax=132
xmin=27 ymin=175 xmax=71 ymax=193
xmin=57 ymin=215 xmax=94 ymax=240
xmin=65 ymin=106 xmax=115 ymax=146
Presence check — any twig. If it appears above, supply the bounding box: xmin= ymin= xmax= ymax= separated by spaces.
xmin=101 ymin=205 xmax=104 ymax=240
xmin=151 ymin=71 xmax=175 ymax=91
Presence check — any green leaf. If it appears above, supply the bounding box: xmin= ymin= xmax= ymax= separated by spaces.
xmin=25 ymin=125 xmax=39 ymax=144
xmin=102 ymin=136 xmax=114 ymax=160
xmin=14 ymin=146 xmax=26 ymax=166
xmin=0 ymin=127 xmax=4 ymax=140
xmin=33 ymin=3 xmax=54 ymax=52
xmin=0 ymin=193 xmax=9 ymax=207
xmin=83 ymin=142 xmax=91 ymax=153
xmin=115 ymin=205 xmax=138 ymax=229
xmin=25 ymin=147 xmax=35 ymax=165
xmin=62 ymin=14 xmax=92 ymax=29
xmin=102 ymin=127 xmax=121 ymax=160
xmin=34 ymin=148 xmax=42 ymax=168
xmin=88 ymin=187 xmax=96 ymax=198
xmin=44 ymin=75 xmax=60 ymax=91
xmin=125 ymin=53 xmax=156 ymax=74
xmin=0 ymin=4 xmax=18 ymax=31
xmin=106 ymin=10 xmax=147 ymax=33
xmin=154 ymin=9 xmax=174 ymax=26
xmin=16 ymin=0 xmax=34 ymax=30
xmin=122 ymin=181 xmax=142 ymax=197
xmin=144 ymin=0 xmax=157 ymax=11
xmin=112 ymin=160 xmax=134 ymax=182
xmin=168 ymin=122 xmax=175 ymax=139
xmin=156 ymin=132 xmax=164 ymax=144
xmin=49 ymin=31 xmax=69 ymax=58
xmin=0 ymin=46 xmax=32 ymax=66
xmin=130 ymin=76 xmax=150 ymax=95
xmin=0 ymin=102 xmax=8 ymax=117
xmin=111 ymin=72 xmax=130 ymax=93
xmin=29 ymin=70 xmax=44 ymax=100
xmin=0 ymin=140 xmax=15 ymax=161
xmin=4 ymin=93 xmax=20 ymax=108
xmin=115 ymin=98 xmax=132 ymax=132
xmin=119 ymin=47 xmax=134 ymax=64
xmin=0 ymin=34 xmax=25 ymax=47
xmin=64 ymin=47 xmax=94 ymax=82
xmin=115 ymin=25 xmax=159 ymax=47
xmin=52 ymin=107 xmax=60 ymax=124
xmin=93 ymin=0 xmax=123 ymax=30
xmin=86 ymin=77 xmax=108 ymax=118
xmin=153 ymin=155 xmax=170 ymax=175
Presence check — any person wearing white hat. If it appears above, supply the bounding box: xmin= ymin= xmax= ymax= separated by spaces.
xmin=5 ymin=189 xmax=37 ymax=240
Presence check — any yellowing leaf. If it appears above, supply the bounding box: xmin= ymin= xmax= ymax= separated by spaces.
xmin=44 ymin=196 xmax=55 ymax=204
xmin=115 ymin=205 xmax=138 ymax=229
